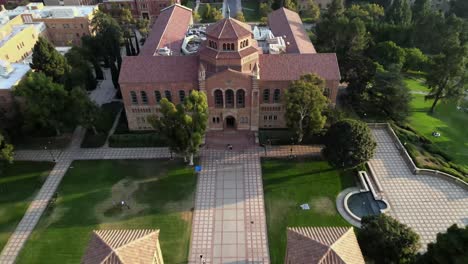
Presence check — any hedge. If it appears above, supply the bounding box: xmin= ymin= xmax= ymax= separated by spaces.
xmin=108 ymin=133 xmax=168 ymax=148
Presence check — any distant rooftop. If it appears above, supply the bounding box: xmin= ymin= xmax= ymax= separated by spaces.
xmin=0 ymin=61 xmax=30 ymax=90
xmin=6 ymin=3 xmax=98 ymax=19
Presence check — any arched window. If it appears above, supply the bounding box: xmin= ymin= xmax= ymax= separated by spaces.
xmin=223 ymin=43 xmax=227 ymax=50
xmin=214 ymin=89 xmax=223 ymax=108
xmin=130 ymin=91 xmax=138 ymax=104
xmin=164 ymin=90 xmax=172 ymax=102
xmin=141 ymin=91 xmax=148 ymax=104
xmin=263 ymin=89 xmax=270 ymax=103
xmin=154 ymin=91 xmax=161 ymax=103
xmin=236 ymin=89 xmax=245 ymax=108
xmin=230 ymin=43 xmax=234 ymax=50
xmin=273 ymin=89 xmax=281 ymax=103
xmin=225 ymin=89 xmax=234 ymax=108
xmin=179 ymin=90 xmax=185 ymax=103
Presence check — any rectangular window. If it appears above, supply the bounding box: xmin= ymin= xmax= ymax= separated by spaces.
xmin=130 ymin=91 xmax=138 ymax=104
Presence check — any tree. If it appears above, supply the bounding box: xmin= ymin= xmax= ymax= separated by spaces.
xmin=235 ymin=11 xmax=246 ymax=22
xmin=358 ymin=214 xmax=420 ymax=264
xmin=386 ymin=0 xmax=412 ymax=26
xmin=69 ymin=88 xmax=101 ymax=135
xmin=403 ymin=47 xmax=428 ymax=72
xmin=323 ymin=119 xmax=376 ymax=168
xmin=91 ymin=11 xmax=123 ymax=89
xmin=450 ymin=0 xmax=468 ymax=19
xmin=345 ymin=3 xmax=385 ymax=25
xmin=416 ymin=224 xmax=468 ymax=264
xmin=193 ymin=11 xmax=201 ymax=23
xmin=283 ymin=0 xmax=297 ymax=12
xmin=326 ymin=0 xmax=345 ymax=19
xmin=202 ymin=3 xmax=213 ymax=21
xmin=150 ymin=91 xmax=208 ymax=165
xmin=0 ymin=132 xmax=14 ymax=164
xmin=81 ymin=35 xmax=104 ymax=80
xmin=412 ymin=0 xmax=431 ymax=21
xmin=371 ymin=41 xmax=406 ymax=69
xmin=426 ymin=35 xmax=467 ymax=113
xmin=15 ymin=73 xmax=70 ymax=136
xmin=65 ymin=46 xmax=97 ymax=91
xmin=260 ymin=2 xmax=272 ymax=18
xmin=366 ymin=68 xmax=411 ymax=121
xmin=340 ymin=53 xmax=377 ymax=103
xmin=284 ymin=74 xmax=329 ymax=143
xmin=212 ymin=8 xmax=224 ymax=21
xmin=30 ymin=37 xmax=70 ymax=84
xmin=303 ymin=0 xmax=320 ymax=22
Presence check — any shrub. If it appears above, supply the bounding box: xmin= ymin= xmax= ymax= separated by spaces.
xmin=109 ymin=133 xmax=167 ymax=148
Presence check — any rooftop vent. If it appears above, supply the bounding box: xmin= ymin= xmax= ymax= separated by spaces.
xmin=157 ymin=47 xmax=172 ymax=56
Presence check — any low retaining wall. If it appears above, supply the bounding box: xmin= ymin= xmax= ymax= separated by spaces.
xmin=369 ymin=123 xmax=468 ymax=191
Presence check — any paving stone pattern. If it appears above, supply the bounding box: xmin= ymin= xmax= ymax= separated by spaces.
xmin=189 ymin=149 xmax=269 ymax=264
xmin=369 ymin=128 xmax=468 ymax=249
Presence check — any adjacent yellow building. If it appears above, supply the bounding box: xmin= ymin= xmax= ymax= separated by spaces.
xmin=0 ymin=8 xmax=45 ymax=63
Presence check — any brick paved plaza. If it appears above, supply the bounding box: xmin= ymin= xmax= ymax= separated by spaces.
xmin=369 ymin=127 xmax=468 ymax=249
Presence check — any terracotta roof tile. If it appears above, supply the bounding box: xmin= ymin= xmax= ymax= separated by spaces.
xmin=268 ymin=7 xmax=316 ymax=54
xmin=286 ymin=227 xmax=365 ymax=264
xmin=206 ymin=18 xmax=251 ymax=39
xmin=199 ymin=45 xmax=259 ymax=60
xmin=259 ymin=53 xmax=340 ymax=81
xmin=82 ymin=229 xmax=162 ymax=264
xmin=140 ymin=4 xmax=193 ymax=56
xmin=119 ymin=55 xmax=199 ymax=83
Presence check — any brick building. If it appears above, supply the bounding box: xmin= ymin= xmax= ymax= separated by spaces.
xmin=119 ymin=4 xmax=341 ymax=131
xmin=101 ymin=0 xmax=179 ymax=21
xmin=6 ymin=3 xmax=98 ymax=46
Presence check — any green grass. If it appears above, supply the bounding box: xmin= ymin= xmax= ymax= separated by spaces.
xmin=0 ymin=161 xmax=54 ymax=251
xmin=404 ymin=76 xmax=468 ymax=171
xmin=262 ymin=158 xmax=355 ymax=263
xmin=17 ymin=159 xmax=196 ymax=264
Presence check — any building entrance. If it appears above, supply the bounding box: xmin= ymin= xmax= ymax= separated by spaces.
xmin=225 ymin=116 xmax=236 ymax=129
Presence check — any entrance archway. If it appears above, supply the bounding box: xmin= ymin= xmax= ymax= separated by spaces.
xmin=225 ymin=116 xmax=236 ymax=129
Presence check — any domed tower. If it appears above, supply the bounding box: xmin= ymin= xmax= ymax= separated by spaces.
xmin=199 ymin=17 xmax=260 ymax=74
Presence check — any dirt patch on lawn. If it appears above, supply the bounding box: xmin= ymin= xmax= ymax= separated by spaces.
xmin=94 ymin=178 xmax=153 ymax=222
xmin=310 ymin=197 xmax=336 ymax=216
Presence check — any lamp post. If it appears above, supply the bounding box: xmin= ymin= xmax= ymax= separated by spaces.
xmin=44 ymin=141 xmax=55 ymax=162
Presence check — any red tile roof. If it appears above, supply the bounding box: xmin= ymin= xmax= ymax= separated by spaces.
xmin=259 ymin=53 xmax=340 ymax=81
xmin=286 ymin=227 xmax=365 ymax=264
xmin=119 ymin=55 xmax=199 ymax=83
xmin=140 ymin=4 xmax=193 ymax=56
xmin=199 ymin=45 xmax=259 ymax=60
xmin=206 ymin=18 xmax=252 ymax=39
xmin=268 ymin=7 xmax=316 ymax=54
xmin=82 ymin=229 xmax=162 ymax=264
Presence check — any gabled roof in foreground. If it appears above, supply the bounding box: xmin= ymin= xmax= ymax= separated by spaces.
xmin=286 ymin=227 xmax=365 ymax=264
xmin=268 ymin=7 xmax=316 ymax=54
xmin=82 ymin=229 xmax=162 ymax=264
xmin=259 ymin=53 xmax=340 ymax=81
xmin=140 ymin=4 xmax=192 ymax=56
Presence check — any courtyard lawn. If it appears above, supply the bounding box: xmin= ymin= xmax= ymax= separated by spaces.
xmin=17 ymin=159 xmax=196 ymax=264
xmin=262 ymin=158 xmax=355 ymax=264
xmin=404 ymin=76 xmax=468 ymax=171
xmin=0 ymin=161 xmax=54 ymax=251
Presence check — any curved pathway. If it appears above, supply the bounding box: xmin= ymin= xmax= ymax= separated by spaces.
xmin=369 ymin=127 xmax=468 ymax=250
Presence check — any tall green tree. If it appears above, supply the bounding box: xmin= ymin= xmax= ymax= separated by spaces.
xmin=150 ymin=91 xmax=208 ymax=165
xmin=386 ymin=0 xmax=412 ymax=26
xmin=283 ymin=0 xmax=297 ymax=12
xmin=323 ymin=119 xmax=376 ymax=168
xmin=416 ymin=224 xmax=468 ymax=264
xmin=15 ymin=73 xmax=70 ymax=136
xmin=371 ymin=41 xmax=406 ymax=69
xmin=426 ymin=35 xmax=468 ymax=113
xmin=81 ymin=35 xmax=104 ymax=80
xmin=69 ymin=88 xmax=101 ymax=135
xmin=65 ymin=46 xmax=97 ymax=91
xmin=358 ymin=214 xmax=420 ymax=264
xmin=366 ymin=68 xmax=412 ymax=121
xmin=284 ymin=74 xmax=329 ymax=143
xmin=91 ymin=11 xmax=123 ymax=89
xmin=326 ymin=0 xmax=345 ymax=19
xmin=412 ymin=0 xmax=431 ymax=21
xmin=450 ymin=0 xmax=468 ymax=19
xmin=30 ymin=37 xmax=70 ymax=84
xmin=403 ymin=47 xmax=428 ymax=72
xmin=303 ymin=0 xmax=320 ymax=22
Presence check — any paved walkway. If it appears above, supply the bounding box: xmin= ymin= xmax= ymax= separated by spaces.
xmin=369 ymin=127 xmax=468 ymax=249
xmin=189 ymin=149 xmax=269 ymax=264
xmin=89 ymin=69 xmax=116 ymax=106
